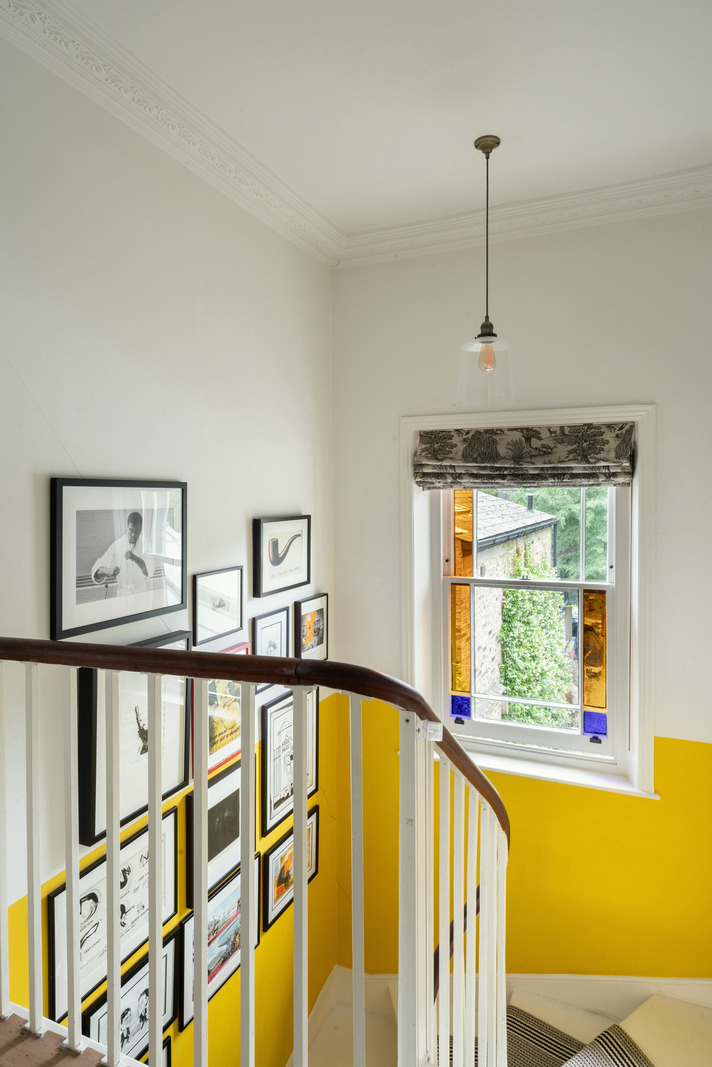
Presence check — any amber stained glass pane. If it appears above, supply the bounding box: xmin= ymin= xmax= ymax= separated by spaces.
xmin=583 ymin=590 xmax=607 ymax=709
xmin=453 ymin=489 xmax=473 ymax=577
xmin=450 ymin=583 xmax=471 ymax=693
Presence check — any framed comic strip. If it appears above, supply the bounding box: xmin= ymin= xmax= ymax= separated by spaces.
xmin=261 ymin=690 xmax=318 ymax=835
xmin=179 ymin=855 xmax=260 ymax=1030
xmin=262 ymin=807 xmax=319 ymax=931
xmin=141 ymin=1036 xmax=171 ymax=1067
xmin=252 ymin=607 xmax=289 ymax=693
xmin=252 ymin=515 xmax=311 ymax=598
xmin=193 ymin=566 xmax=243 ymax=646
xmin=77 ymin=631 xmax=191 ymax=846
xmin=82 ymin=930 xmax=177 ymax=1061
xmin=294 ymin=593 xmax=328 ymax=661
xmin=48 ymin=807 xmax=178 ymax=1023
xmin=197 ymin=641 xmax=249 ymax=775
xmin=50 ymin=478 xmax=187 ymax=640
xmin=185 ymin=759 xmax=241 ymax=907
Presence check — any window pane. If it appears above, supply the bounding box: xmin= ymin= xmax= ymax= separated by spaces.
xmin=475 ymin=488 xmax=581 ymax=581
xmin=472 ymin=697 xmax=581 ymax=732
xmin=583 ymin=590 xmax=607 ymax=709
xmin=584 ymin=487 xmax=609 ymax=581
xmin=453 ymin=489 xmax=473 ymax=577
xmin=450 ymin=583 xmax=470 ymax=693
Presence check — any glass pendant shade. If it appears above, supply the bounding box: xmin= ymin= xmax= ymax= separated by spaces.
xmin=454 ymin=339 xmax=519 ymax=409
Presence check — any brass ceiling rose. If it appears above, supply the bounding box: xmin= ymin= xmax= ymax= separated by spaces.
xmin=474 ymin=134 xmax=501 ymax=158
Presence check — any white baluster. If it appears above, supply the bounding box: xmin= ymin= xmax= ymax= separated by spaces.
xmin=397 ymin=708 xmax=418 ymax=1067
xmin=240 ymin=682 xmax=256 ymax=1067
xmin=477 ymin=803 xmax=490 ymax=1067
xmin=0 ymin=663 xmax=9 ymax=1020
xmin=464 ymin=788 xmax=479 ymax=1067
xmin=495 ymin=828 xmax=508 ymax=1067
xmin=437 ymin=757 xmax=451 ymax=1065
xmin=62 ymin=667 xmax=81 ymax=1049
xmin=293 ymin=687 xmax=310 ymax=1067
xmin=452 ymin=774 xmax=465 ymax=1067
xmin=148 ymin=673 xmax=163 ymax=1067
xmin=25 ymin=663 xmax=42 ymax=1035
xmin=349 ymin=694 xmax=366 ymax=1067
xmin=423 ymin=746 xmax=436 ymax=1061
xmin=105 ymin=671 xmax=121 ymax=1066
xmin=486 ymin=812 xmax=498 ymax=1063
xmin=193 ymin=678 xmax=209 ymax=1067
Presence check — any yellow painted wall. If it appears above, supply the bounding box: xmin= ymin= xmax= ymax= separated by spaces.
xmin=8 ymin=692 xmax=339 ymax=1067
xmin=334 ymin=703 xmax=712 ymax=979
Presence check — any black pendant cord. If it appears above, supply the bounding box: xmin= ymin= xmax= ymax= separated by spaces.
xmin=485 ymin=152 xmax=490 ymax=321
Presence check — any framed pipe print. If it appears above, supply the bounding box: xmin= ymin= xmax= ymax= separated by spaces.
xmin=252 ymin=515 xmax=311 ymax=597
xmin=50 ymin=478 xmax=187 ymax=640
xmin=262 ymin=807 xmax=319 ymax=931
xmin=261 ymin=689 xmax=318 ymax=835
xmin=77 ymin=631 xmax=191 ymax=846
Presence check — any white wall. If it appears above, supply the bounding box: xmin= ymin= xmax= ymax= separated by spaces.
xmin=332 ymin=207 xmax=712 ymax=746
xmin=0 ymin=38 xmax=333 ymax=899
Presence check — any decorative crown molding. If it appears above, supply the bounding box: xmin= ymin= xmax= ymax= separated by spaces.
xmin=3 ymin=0 xmax=712 ymax=269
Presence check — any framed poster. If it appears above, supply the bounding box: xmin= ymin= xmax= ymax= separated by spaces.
xmin=77 ymin=631 xmax=191 ymax=846
xmin=82 ymin=930 xmax=177 ymax=1061
xmin=261 ymin=690 xmax=318 ymax=835
xmin=179 ymin=855 xmax=261 ymax=1030
xmin=48 ymin=807 xmax=178 ymax=1023
xmin=294 ymin=594 xmax=328 ymax=661
xmin=262 ymin=807 xmax=319 ymax=931
xmin=252 ymin=515 xmax=311 ymax=598
xmin=50 ymin=478 xmax=187 ymax=640
xmin=197 ymin=641 xmax=249 ymax=775
xmin=185 ymin=760 xmax=241 ymax=907
xmin=252 ymin=607 xmax=289 ymax=693
xmin=193 ymin=567 xmax=243 ymax=646
xmin=141 ymin=1036 xmax=171 ymax=1067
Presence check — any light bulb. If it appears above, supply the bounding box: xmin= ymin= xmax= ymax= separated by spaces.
xmin=478 ymin=343 xmax=496 ymax=373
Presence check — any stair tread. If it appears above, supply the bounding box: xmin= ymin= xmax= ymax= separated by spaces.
xmin=618 ymin=994 xmax=712 ymax=1067
xmin=0 ymin=1016 xmax=104 ymax=1067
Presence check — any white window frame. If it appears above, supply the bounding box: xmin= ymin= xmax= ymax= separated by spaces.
xmin=400 ymin=404 xmax=656 ymax=796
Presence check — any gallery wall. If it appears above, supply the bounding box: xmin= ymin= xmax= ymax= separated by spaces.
xmin=0 ymin=37 xmax=337 ymax=1067
xmin=331 ymin=206 xmax=712 ymax=977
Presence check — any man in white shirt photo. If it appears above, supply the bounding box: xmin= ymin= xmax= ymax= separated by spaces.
xmin=90 ymin=511 xmax=156 ymax=597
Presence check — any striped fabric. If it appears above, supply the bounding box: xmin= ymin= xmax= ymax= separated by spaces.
xmin=562 ymin=1024 xmax=655 ymax=1067
xmin=438 ymin=1005 xmax=585 ymax=1066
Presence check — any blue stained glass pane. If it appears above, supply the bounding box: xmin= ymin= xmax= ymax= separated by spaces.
xmin=583 ymin=710 xmax=607 ymax=736
xmin=451 ymin=695 xmax=472 ymax=720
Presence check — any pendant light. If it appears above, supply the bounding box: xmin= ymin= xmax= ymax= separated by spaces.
xmin=455 ymin=134 xmax=517 ymax=408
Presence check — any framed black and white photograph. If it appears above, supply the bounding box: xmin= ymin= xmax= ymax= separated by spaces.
xmin=197 ymin=641 xmax=249 ymax=775
xmin=261 ymin=690 xmax=318 ymax=835
xmin=82 ymin=930 xmax=177 ymax=1061
xmin=193 ymin=567 xmax=243 ymax=645
xmin=76 ymin=631 xmax=191 ymax=846
xmin=252 ymin=515 xmax=311 ymax=598
xmin=294 ymin=594 xmax=328 ymax=661
xmin=141 ymin=1036 xmax=171 ymax=1067
xmin=252 ymin=606 xmax=289 ymax=693
xmin=50 ymin=478 xmax=187 ymax=640
xmin=179 ymin=855 xmax=260 ymax=1030
xmin=263 ymin=807 xmax=319 ymax=931
xmin=185 ymin=760 xmax=241 ymax=907
xmin=48 ymin=807 xmax=178 ymax=1023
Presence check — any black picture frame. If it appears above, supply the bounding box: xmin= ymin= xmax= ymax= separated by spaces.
xmin=50 ymin=478 xmax=187 ymax=640
xmin=82 ymin=929 xmax=178 ymax=1061
xmin=252 ymin=515 xmax=311 ymax=598
xmin=185 ymin=759 xmax=242 ymax=907
xmin=251 ymin=606 xmax=289 ymax=693
xmin=262 ymin=807 xmax=319 ymax=931
xmin=193 ymin=566 xmax=244 ymax=646
xmin=294 ymin=593 xmax=328 ymax=661
xmin=48 ymin=807 xmax=178 ymax=1023
xmin=261 ymin=690 xmax=319 ymax=835
xmin=77 ymin=631 xmax=191 ymax=847
xmin=178 ymin=854 xmax=261 ymax=1030
xmin=141 ymin=1035 xmax=171 ymax=1067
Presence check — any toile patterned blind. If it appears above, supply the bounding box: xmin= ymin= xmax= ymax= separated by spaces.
xmin=413 ymin=422 xmax=635 ymax=489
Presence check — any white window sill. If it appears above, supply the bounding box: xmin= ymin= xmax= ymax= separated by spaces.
xmin=463 ymin=747 xmax=659 ymax=799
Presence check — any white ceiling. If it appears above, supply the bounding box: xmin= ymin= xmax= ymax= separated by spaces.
xmin=3 ymin=0 xmax=712 ymax=263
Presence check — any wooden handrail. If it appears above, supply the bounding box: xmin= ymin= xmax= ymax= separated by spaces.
xmin=0 ymin=636 xmax=509 ymax=843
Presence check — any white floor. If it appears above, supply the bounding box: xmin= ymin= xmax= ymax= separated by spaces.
xmin=306 ymin=1002 xmax=397 ymax=1067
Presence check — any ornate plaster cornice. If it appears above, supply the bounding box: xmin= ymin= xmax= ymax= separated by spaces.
xmin=3 ymin=0 xmax=712 ymax=269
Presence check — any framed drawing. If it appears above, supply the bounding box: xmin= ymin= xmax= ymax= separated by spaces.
xmin=50 ymin=478 xmax=187 ymax=640
xmin=196 ymin=641 xmax=249 ymax=775
xmin=262 ymin=807 xmax=319 ymax=931
xmin=141 ymin=1036 xmax=171 ymax=1067
xmin=82 ymin=930 xmax=177 ymax=1061
xmin=252 ymin=515 xmax=311 ymax=598
xmin=193 ymin=567 xmax=243 ymax=646
xmin=185 ymin=760 xmax=241 ymax=907
xmin=48 ymin=807 xmax=178 ymax=1023
xmin=261 ymin=690 xmax=318 ymax=835
xmin=77 ymin=631 xmax=191 ymax=846
xmin=179 ymin=855 xmax=261 ymax=1030
xmin=252 ymin=607 xmax=289 ymax=692
xmin=294 ymin=594 xmax=328 ymax=661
